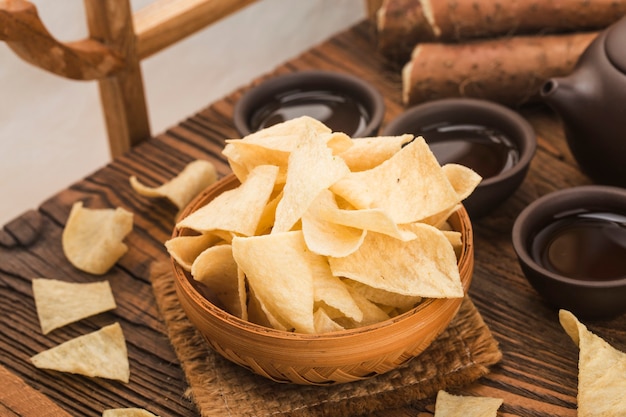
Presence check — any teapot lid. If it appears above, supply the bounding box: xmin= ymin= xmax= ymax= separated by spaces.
xmin=605 ymin=17 xmax=626 ymax=74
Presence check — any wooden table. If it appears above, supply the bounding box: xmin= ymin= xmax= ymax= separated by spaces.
xmin=1 ymin=21 xmax=624 ymax=417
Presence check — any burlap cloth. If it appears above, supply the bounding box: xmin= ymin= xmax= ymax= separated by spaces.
xmin=150 ymin=261 xmax=502 ymax=417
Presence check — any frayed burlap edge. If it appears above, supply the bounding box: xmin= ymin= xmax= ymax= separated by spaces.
xmin=150 ymin=261 xmax=501 ymax=417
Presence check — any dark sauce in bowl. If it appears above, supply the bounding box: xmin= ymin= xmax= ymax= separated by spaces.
xmin=530 ymin=209 xmax=626 ymax=281
xmin=421 ymin=123 xmax=520 ymax=180
xmin=250 ymin=89 xmax=370 ymax=137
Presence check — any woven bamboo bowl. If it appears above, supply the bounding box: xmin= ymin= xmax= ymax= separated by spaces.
xmin=171 ymin=174 xmax=474 ymax=385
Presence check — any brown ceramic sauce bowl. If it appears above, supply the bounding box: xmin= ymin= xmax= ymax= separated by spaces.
xmin=233 ymin=70 xmax=384 ymax=138
xmin=512 ymin=186 xmax=626 ymax=319
xmin=383 ymin=98 xmax=536 ymax=219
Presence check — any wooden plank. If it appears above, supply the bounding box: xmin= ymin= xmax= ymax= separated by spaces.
xmin=0 ymin=365 xmax=73 ymax=417
xmin=134 ymin=0 xmax=258 ymax=59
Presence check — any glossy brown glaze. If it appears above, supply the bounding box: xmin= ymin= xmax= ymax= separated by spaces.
xmin=512 ymin=185 xmax=626 ymax=319
xmin=541 ymin=16 xmax=626 ymax=187
xmin=233 ymin=70 xmax=385 ymax=138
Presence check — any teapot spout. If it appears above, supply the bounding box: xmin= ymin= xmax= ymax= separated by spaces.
xmin=540 ymin=77 xmax=562 ymax=99
xmin=541 ymin=77 xmax=575 ymax=115
xmin=540 ymin=72 xmax=594 ymax=124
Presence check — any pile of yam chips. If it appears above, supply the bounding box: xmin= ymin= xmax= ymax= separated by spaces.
xmin=167 ymin=116 xmax=482 ymax=334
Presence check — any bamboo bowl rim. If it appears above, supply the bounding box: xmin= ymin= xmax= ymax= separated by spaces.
xmin=171 ymin=173 xmax=474 ymax=342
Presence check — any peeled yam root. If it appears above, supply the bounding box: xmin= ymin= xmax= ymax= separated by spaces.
xmin=377 ymin=0 xmax=626 ymax=61
xmin=402 ymin=31 xmax=597 ymax=106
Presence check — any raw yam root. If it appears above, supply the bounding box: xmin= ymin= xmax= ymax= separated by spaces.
xmin=402 ymin=31 xmax=597 ymax=106
xmin=377 ymin=0 xmax=626 ymax=62
xmin=376 ymin=0 xmax=435 ymax=62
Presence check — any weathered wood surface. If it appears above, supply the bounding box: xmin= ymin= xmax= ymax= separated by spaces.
xmin=1 ymin=21 xmax=625 ymax=417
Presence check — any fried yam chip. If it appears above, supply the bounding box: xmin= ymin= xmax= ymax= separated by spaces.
xmin=344 ymin=279 xmax=421 ymax=313
xmin=302 ymin=205 xmax=366 ymax=257
xmin=165 ymin=231 xmax=229 ymax=271
xmin=272 ymin=125 xmax=350 ymax=233
xmin=62 ymin=202 xmax=133 ymax=275
xmin=442 ymin=163 xmax=483 ymax=201
xmin=232 ymin=231 xmax=316 ymax=333
xmin=222 ymin=141 xmax=290 ymax=184
xmin=246 ymin=285 xmax=288 ymax=331
xmin=32 ymin=278 xmax=116 ymax=334
xmin=222 ymin=116 xmax=335 ymax=183
xmin=314 ymin=307 xmax=345 ymax=333
xmin=311 ymin=261 xmax=363 ymax=322
xmin=229 ymin=129 xmax=350 ymax=155
xmin=177 ymin=164 xmax=278 ymax=235
xmin=330 ymin=137 xmax=460 ymax=224
xmin=31 ymin=322 xmax=129 ymax=382
xmin=342 ymin=287 xmax=391 ymax=327
xmin=191 ymin=244 xmax=246 ymax=319
xmin=303 ymin=190 xmax=415 ymax=256
xmin=328 ymin=223 xmax=463 ymax=298
xmin=434 ymin=390 xmax=503 ymax=417
xmin=338 ymin=134 xmax=413 ymax=171
xmin=103 ymin=408 xmax=159 ymax=417
xmin=240 ymin=115 xmax=331 ymax=142
xmin=559 ymin=310 xmax=626 ymax=417
xmin=130 ymin=159 xmax=217 ymax=209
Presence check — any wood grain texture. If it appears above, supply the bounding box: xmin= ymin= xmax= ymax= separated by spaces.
xmin=0 ymin=0 xmax=124 ymax=79
xmin=0 ymin=365 xmax=73 ymax=417
xmin=1 ymin=20 xmax=625 ymax=416
xmin=134 ymin=0 xmax=258 ymax=59
xmin=85 ymin=0 xmax=151 ymax=157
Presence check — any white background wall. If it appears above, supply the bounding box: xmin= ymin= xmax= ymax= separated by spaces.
xmin=0 ymin=0 xmax=366 ymax=225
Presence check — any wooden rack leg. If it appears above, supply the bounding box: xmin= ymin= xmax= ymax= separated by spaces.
xmin=85 ymin=0 xmax=151 ymax=157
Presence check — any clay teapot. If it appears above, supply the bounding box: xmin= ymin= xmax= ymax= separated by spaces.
xmin=541 ymin=16 xmax=626 ymax=188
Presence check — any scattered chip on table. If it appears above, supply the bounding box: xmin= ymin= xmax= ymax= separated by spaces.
xmin=32 ymin=278 xmax=116 ymax=334
xmin=130 ymin=159 xmax=217 ymax=209
xmin=31 ymin=322 xmax=130 ymax=383
xmin=559 ymin=310 xmax=626 ymax=416
xmin=434 ymin=390 xmax=503 ymax=417
xmin=102 ymin=408 xmax=159 ymax=417
xmin=62 ymin=202 xmax=133 ymax=275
